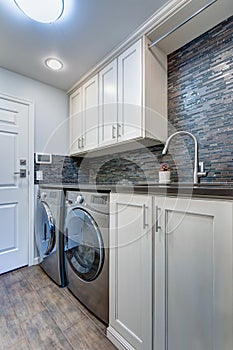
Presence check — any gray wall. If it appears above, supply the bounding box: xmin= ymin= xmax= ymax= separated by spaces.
xmin=0 ymin=67 xmax=69 ymax=155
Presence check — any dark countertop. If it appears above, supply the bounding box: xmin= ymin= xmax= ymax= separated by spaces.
xmin=38 ymin=182 xmax=233 ymax=200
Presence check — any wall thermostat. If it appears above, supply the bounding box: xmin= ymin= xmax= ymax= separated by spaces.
xmin=35 ymin=153 xmax=52 ymax=164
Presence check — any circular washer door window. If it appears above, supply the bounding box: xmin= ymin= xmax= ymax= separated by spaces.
xmin=65 ymin=208 xmax=104 ymax=282
xmin=36 ymin=201 xmax=56 ymax=257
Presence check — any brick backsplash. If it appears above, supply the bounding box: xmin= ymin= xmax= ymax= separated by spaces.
xmin=35 ymin=15 xmax=233 ymax=186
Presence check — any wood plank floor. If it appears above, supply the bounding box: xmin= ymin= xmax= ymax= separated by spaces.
xmin=0 ymin=265 xmax=117 ymax=350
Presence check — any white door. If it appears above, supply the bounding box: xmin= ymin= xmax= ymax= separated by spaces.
xmin=118 ymin=39 xmax=142 ymax=142
xmin=154 ymin=196 xmax=233 ymax=350
xmin=0 ymin=96 xmax=31 ymax=274
xmin=82 ymin=75 xmax=99 ymax=151
xmin=69 ymin=88 xmax=83 ymax=154
xmin=109 ymin=193 xmax=152 ymax=350
xmin=99 ymin=59 xmax=118 ymax=147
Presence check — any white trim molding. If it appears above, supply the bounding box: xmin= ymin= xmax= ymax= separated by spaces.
xmin=107 ymin=326 xmax=136 ymax=350
xmin=68 ymin=0 xmax=232 ymax=95
xmin=67 ymin=0 xmax=190 ymax=94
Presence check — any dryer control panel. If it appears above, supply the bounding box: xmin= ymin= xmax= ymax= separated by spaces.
xmin=66 ymin=191 xmax=109 ymax=215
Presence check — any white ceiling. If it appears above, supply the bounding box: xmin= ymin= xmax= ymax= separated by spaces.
xmin=0 ymin=0 xmax=168 ymax=91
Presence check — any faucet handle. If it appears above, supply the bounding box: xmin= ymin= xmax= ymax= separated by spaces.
xmin=197 ymin=171 xmax=207 ymax=178
xmin=197 ymin=162 xmax=207 ymax=179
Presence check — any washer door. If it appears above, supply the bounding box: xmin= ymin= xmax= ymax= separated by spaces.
xmin=36 ymin=201 xmax=56 ymax=258
xmin=65 ymin=208 xmax=104 ymax=282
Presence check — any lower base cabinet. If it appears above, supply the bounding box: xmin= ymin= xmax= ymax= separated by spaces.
xmin=108 ymin=193 xmax=153 ymax=350
xmin=154 ymin=196 xmax=233 ymax=350
xmin=109 ymin=194 xmax=233 ymax=350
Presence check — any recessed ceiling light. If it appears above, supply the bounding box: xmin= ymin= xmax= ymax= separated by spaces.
xmin=14 ymin=0 xmax=64 ymax=23
xmin=45 ymin=58 xmax=63 ymax=71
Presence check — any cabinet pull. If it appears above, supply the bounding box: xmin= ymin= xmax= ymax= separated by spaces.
xmin=112 ymin=125 xmax=116 ymax=139
xmin=117 ymin=123 xmax=121 ymax=138
xmin=78 ymin=138 xmax=81 ymax=148
xmin=143 ymin=204 xmax=149 ymax=229
xmin=156 ymin=205 xmax=161 ymax=232
xmin=82 ymin=137 xmax=85 ymax=148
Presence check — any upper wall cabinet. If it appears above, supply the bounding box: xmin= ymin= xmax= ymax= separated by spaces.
xmin=69 ymin=36 xmax=167 ymax=156
xmin=117 ymin=39 xmax=143 ymax=143
xmin=70 ymin=87 xmax=82 ymax=155
xmin=98 ymin=59 xmax=118 ymax=147
xmin=118 ymin=38 xmax=167 ymax=144
xmin=70 ymin=75 xmax=98 ymax=154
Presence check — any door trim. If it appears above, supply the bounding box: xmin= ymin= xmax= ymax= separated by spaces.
xmin=0 ymin=92 xmax=34 ymax=267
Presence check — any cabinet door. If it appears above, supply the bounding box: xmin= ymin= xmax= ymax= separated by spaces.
xmin=154 ymin=196 xmax=233 ymax=350
xmin=99 ymin=59 xmax=118 ymax=147
xmin=69 ymin=88 xmax=82 ymax=155
xmin=108 ymin=193 xmax=152 ymax=350
xmin=118 ymin=39 xmax=142 ymax=142
xmin=82 ymin=75 xmax=99 ymax=151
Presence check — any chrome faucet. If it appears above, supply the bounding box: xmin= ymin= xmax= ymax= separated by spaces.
xmin=162 ymin=131 xmax=207 ymax=184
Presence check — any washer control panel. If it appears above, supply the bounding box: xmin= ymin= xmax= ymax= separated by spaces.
xmin=66 ymin=191 xmax=109 ymax=214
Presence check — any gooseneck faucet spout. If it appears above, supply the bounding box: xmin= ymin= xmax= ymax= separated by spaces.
xmin=162 ymin=131 xmax=207 ymax=184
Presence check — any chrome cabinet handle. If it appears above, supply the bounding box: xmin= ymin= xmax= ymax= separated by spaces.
xmin=112 ymin=125 xmax=116 ymax=139
xmin=82 ymin=137 xmax=85 ymax=148
xmin=117 ymin=123 xmax=122 ymax=138
xmin=143 ymin=204 xmax=149 ymax=229
xmin=156 ymin=205 xmax=161 ymax=232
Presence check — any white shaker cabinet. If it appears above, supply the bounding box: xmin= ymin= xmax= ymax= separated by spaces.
xmin=82 ymin=75 xmax=99 ymax=151
xmin=99 ymin=59 xmax=118 ymax=147
xmin=108 ymin=193 xmax=153 ymax=350
xmin=69 ymin=87 xmax=82 ymax=155
xmin=69 ymin=75 xmax=98 ymax=155
xmin=70 ymin=36 xmax=167 ymax=155
xmin=154 ymin=196 xmax=233 ymax=350
xmin=117 ymin=39 xmax=142 ymax=142
xmin=117 ymin=37 xmax=167 ymax=145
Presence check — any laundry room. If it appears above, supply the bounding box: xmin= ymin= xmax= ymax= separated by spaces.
xmin=0 ymin=1 xmax=233 ymax=350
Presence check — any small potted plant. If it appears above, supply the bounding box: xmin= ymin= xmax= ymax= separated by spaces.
xmin=159 ymin=163 xmax=171 ymax=184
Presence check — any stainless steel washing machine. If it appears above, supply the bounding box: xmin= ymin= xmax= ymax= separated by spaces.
xmin=35 ymin=185 xmax=67 ymax=287
xmin=64 ymin=190 xmax=109 ymax=324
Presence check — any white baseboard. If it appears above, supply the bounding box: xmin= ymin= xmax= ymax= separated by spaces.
xmin=32 ymin=257 xmax=40 ymax=265
xmin=107 ymin=326 xmax=135 ymax=350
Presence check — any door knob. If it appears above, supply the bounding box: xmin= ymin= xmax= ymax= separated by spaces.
xmin=14 ymin=169 xmax=27 ymax=178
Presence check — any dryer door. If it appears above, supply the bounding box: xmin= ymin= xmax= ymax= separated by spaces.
xmin=35 ymin=201 xmax=56 ymax=259
xmin=65 ymin=208 xmax=104 ymax=282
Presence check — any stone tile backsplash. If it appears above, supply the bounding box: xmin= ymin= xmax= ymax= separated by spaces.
xmin=34 ymin=155 xmax=85 ymax=185
xmin=167 ymin=14 xmax=233 ymax=184
xmin=35 ymin=15 xmax=233 ymax=186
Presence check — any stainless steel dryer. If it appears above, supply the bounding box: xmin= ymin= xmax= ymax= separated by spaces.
xmin=35 ymin=186 xmax=67 ymax=287
xmin=64 ymin=190 xmax=109 ymax=324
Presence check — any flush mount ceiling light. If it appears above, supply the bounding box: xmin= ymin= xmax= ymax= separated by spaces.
xmin=14 ymin=0 xmax=64 ymax=23
xmin=45 ymin=58 xmax=63 ymax=71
